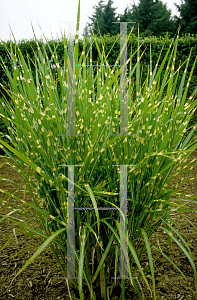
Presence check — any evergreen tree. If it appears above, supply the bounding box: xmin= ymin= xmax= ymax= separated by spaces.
xmin=82 ymin=0 xmax=177 ymax=39
xmin=82 ymin=1 xmax=137 ymax=39
xmin=116 ymin=5 xmax=136 ymax=37
xmin=127 ymin=0 xmax=176 ymax=37
xmin=174 ymin=0 xmax=197 ymax=34
xmin=82 ymin=0 xmax=105 ymax=41
xmin=149 ymin=0 xmax=176 ymax=36
xmin=82 ymin=0 xmax=121 ymax=39
xmin=82 ymin=0 xmax=106 ymax=39
xmin=102 ymin=0 xmax=120 ymax=37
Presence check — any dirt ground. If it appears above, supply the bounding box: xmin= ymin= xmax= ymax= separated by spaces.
xmin=0 ymin=150 xmax=197 ymax=300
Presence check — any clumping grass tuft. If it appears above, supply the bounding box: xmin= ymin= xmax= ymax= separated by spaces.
xmin=0 ymin=1 xmax=197 ymax=299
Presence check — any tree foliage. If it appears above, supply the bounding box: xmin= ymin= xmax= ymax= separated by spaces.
xmin=174 ymin=0 xmax=197 ymax=34
xmin=127 ymin=0 xmax=176 ymax=37
xmin=82 ymin=0 xmax=120 ymax=39
xmin=82 ymin=0 xmax=178 ymax=39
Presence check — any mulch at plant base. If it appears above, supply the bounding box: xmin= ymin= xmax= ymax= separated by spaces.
xmin=0 ymin=151 xmax=197 ymax=299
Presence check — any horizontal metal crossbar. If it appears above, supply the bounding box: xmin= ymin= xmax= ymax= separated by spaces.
xmin=74 ymin=207 xmax=118 ymax=210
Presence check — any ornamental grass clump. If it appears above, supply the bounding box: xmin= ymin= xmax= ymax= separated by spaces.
xmin=1 ymin=1 xmax=197 ymax=299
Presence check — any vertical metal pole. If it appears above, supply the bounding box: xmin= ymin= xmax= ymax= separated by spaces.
xmin=67 ymin=165 xmax=75 ymax=278
xmin=120 ymin=165 xmax=128 ymax=279
xmin=119 ymin=23 xmax=128 ymax=136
